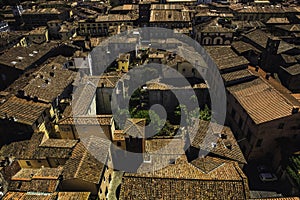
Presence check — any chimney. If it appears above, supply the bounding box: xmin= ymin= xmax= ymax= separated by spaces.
xmin=265 ymin=73 xmax=271 ymax=80
xmin=255 ymin=66 xmax=259 ymax=72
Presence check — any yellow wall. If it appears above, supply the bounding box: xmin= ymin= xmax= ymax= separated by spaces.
xmin=117 ymin=55 xmax=130 ymax=72
xmin=98 ymin=167 xmax=113 ymax=200
xmin=18 ymin=158 xmax=67 ymax=169
xmin=18 ymin=159 xmax=49 ymax=168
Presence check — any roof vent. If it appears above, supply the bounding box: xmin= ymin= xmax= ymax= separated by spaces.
xmin=17 ymin=56 xmax=24 ymax=62
xmin=220 ymin=133 xmax=227 ymax=139
xmin=211 ymin=142 xmax=217 ymax=148
xmin=50 ymin=72 xmax=55 ymax=77
xmin=292 ymin=107 xmax=299 ymax=114
xmin=224 ymin=141 xmax=232 ymax=150
xmin=169 ymin=159 xmax=175 ymax=164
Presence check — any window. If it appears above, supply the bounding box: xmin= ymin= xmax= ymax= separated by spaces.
xmin=256 ymin=139 xmax=263 ymax=148
xmin=17 ymin=181 xmax=22 ymax=189
xmin=26 ymin=161 xmax=32 ymax=167
xmin=278 ymin=123 xmax=284 ymax=129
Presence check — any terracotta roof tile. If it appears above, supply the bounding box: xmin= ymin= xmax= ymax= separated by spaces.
xmin=0 ymin=96 xmax=50 ymax=125
xmin=189 ymin=120 xmax=246 ymax=164
xmin=0 ymin=42 xmax=58 ymax=70
xmin=205 ymin=46 xmax=249 ymax=71
xmin=39 ymin=139 xmax=78 ymax=148
xmin=231 ymin=41 xmax=261 ymax=54
xmin=62 ymin=137 xmax=110 ymax=184
xmin=58 ymin=115 xmax=113 ymax=126
xmin=121 ymin=155 xmax=249 ymax=199
xmin=22 ymin=56 xmax=77 ymax=103
xmin=0 ymin=132 xmax=74 ymax=159
xmin=124 ymin=118 xmax=146 ymax=138
xmin=3 ymin=192 xmax=57 ymax=200
xmin=72 ymin=83 xmax=97 ymax=116
xmin=57 ymin=192 xmax=91 ymax=199
xmin=228 ymin=78 xmax=300 ymax=124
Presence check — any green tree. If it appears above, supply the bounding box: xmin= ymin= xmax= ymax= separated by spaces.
xmin=199 ymin=105 xmax=211 ymax=121
xmin=286 ymin=155 xmax=300 ymax=187
xmin=132 ymin=110 xmax=164 ymax=134
xmin=175 ymin=104 xmax=211 ymax=125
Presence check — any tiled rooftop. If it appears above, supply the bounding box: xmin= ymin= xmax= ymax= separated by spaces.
xmin=72 ymin=82 xmax=97 ymax=116
xmin=275 ymin=24 xmax=300 ymax=32
xmin=58 ymin=115 xmax=113 ymax=126
xmin=227 ymin=77 xmax=300 ymax=124
xmin=266 ymin=17 xmax=290 ymax=24
xmin=21 ymin=56 xmax=76 ymax=103
xmin=0 ymin=42 xmax=57 ymax=70
xmin=124 ymin=118 xmax=146 ymax=138
xmin=23 ymin=8 xmax=63 ymax=14
xmin=189 ymin=120 xmax=246 ymax=164
xmin=3 ymin=192 xmax=57 ymax=200
xmin=231 ymin=41 xmax=261 ymax=54
xmin=39 ymin=138 xmax=78 ymax=148
xmin=0 ymin=132 xmax=74 ymax=159
xmin=150 ymin=10 xmax=190 ymax=22
xmin=150 ymin=4 xmax=184 ymax=10
xmin=95 ymin=14 xmax=138 ymax=22
xmin=121 ymin=155 xmax=249 ymax=199
xmin=242 ymin=29 xmax=269 ymax=49
xmin=11 ymin=167 xmax=63 ymax=181
xmin=9 ymin=167 xmax=62 ymax=193
xmin=205 ymin=46 xmax=249 ymax=71
xmin=145 ymin=138 xmax=185 ymax=155
xmin=284 ymin=64 xmax=300 ymax=75
xmin=57 ymin=192 xmax=91 ymax=199
xmin=222 ymin=69 xmax=256 ymax=84
xmin=0 ymin=96 xmax=50 ymax=125
xmin=63 ymin=137 xmax=110 ymax=184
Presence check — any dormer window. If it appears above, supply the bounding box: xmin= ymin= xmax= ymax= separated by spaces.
xmin=169 ymin=159 xmax=175 ymax=164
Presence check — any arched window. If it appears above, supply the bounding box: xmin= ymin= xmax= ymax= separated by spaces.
xmin=202 ymin=37 xmax=212 ymax=45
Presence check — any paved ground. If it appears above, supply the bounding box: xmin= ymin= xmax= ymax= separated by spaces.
xmin=243 ymin=161 xmax=292 ymax=197
xmin=108 ymin=171 xmax=124 ymax=200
